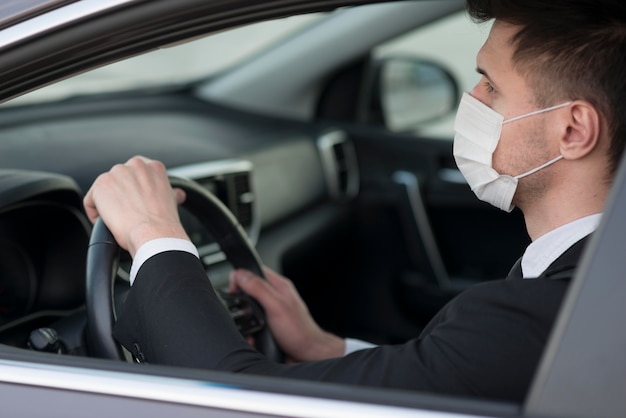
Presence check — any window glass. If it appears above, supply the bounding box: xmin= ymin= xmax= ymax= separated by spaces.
xmin=4 ymin=13 xmax=324 ymax=107
xmin=375 ymin=11 xmax=492 ymax=139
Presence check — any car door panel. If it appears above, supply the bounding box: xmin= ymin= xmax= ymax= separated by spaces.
xmin=297 ymin=126 xmax=531 ymax=341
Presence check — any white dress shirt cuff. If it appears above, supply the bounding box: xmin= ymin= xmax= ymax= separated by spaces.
xmin=344 ymin=338 xmax=377 ymax=355
xmin=129 ymin=238 xmax=199 ymax=285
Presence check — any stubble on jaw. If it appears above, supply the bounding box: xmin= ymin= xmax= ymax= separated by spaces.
xmin=510 ymin=116 xmax=556 ymax=210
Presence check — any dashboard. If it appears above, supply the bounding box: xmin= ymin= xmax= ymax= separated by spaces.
xmin=0 ymin=94 xmax=359 ymax=355
xmin=0 ymin=171 xmax=89 ymax=350
xmin=169 ymin=159 xmax=260 ymax=266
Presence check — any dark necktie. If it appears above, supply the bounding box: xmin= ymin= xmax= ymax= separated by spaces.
xmin=507 ymin=257 xmax=523 ymax=280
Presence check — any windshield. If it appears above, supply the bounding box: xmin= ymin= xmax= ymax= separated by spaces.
xmin=5 ymin=12 xmax=325 ymax=107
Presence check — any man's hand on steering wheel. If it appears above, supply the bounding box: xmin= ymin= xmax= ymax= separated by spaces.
xmin=230 ymin=267 xmax=346 ymax=362
xmin=84 ymin=156 xmax=189 ymax=257
xmin=84 ymin=155 xmax=282 ymax=362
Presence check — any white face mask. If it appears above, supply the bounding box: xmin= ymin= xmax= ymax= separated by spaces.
xmin=453 ymin=92 xmax=571 ymax=212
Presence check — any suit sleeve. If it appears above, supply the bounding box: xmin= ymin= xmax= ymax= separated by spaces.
xmin=113 ymin=251 xmax=566 ymax=402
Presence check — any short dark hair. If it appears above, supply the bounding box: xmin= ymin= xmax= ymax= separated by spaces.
xmin=466 ymin=0 xmax=626 ymax=176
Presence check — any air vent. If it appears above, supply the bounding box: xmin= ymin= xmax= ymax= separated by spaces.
xmin=317 ymin=130 xmax=359 ymax=200
xmin=168 ymin=159 xmax=260 ymax=249
xmin=231 ymin=172 xmax=254 ymax=230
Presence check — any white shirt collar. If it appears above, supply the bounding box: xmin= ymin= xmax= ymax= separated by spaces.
xmin=521 ymin=213 xmax=602 ymax=278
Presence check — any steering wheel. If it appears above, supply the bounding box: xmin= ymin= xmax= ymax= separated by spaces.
xmin=85 ymin=176 xmax=282 ymax=362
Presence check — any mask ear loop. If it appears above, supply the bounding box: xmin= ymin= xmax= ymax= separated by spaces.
xmin=515 ymin=155 xmax=564 ymax=180
xmin=503 ymin=101 xmax=572 ymax=124
xmin=503 ymin=101 xmax=570 ymax=180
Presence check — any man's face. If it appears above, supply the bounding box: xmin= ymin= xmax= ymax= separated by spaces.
xmin=470 ymin=21 xmax=562 ymax=206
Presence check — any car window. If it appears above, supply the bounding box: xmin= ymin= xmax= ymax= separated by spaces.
xmin=0 ymin=0 xmax=67 ymax=27
xmin=375 ymin=10 xmax=492 ymax=139
xmin=3 ymin=12 xmax=325 ymax=107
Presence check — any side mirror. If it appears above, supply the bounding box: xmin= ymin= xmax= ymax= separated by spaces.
xmin=370 ymin=57 xmax=459 ymax=133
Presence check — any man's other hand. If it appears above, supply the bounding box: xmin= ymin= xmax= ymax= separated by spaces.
xmin=230 ymin=267 xmax=345 ymax=362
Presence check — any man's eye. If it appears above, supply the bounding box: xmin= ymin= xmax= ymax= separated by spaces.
xmin=483 ymin=80 xmax=496 ymax=94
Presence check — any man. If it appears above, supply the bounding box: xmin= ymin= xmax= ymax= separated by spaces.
xmin=84 ymin=0 xmax=626 ymax=403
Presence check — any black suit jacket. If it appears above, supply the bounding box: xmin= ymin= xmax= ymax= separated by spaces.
xmin=113 ymin=237 xmax=588 ymax=403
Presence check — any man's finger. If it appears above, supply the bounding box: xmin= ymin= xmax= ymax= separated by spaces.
xmin=83 ymin=189 xmax=98 ymax=223
xmin=173 ymin=188 xmax=187 ymax=205
xmin=262 ymin=266 xmax=294 ymax=294
xmin=230 ymin=269 xmax=279 ymax=311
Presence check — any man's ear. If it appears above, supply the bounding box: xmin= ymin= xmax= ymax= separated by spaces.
xmin=559 ymin=100 xmax=601 ymax=160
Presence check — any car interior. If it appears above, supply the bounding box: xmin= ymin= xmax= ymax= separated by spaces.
xmin=1 ymin=1 xmax=622 ymax=417
xmin=0 ymin=1 xmax=530 ymax=354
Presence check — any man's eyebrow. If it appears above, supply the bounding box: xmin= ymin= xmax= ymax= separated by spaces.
xmin=476 ymin=66 xmax=499 ymax=89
